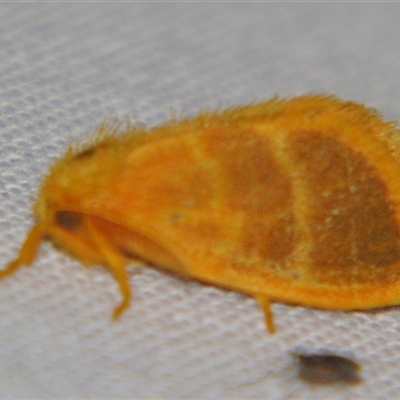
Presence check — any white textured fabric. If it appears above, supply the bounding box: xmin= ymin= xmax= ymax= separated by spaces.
xmin=1 ymin=3 xmax=400 ymax=399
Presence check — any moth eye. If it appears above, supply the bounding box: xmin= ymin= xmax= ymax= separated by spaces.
xmin=55 ymin=211 xmax=82 ymax=231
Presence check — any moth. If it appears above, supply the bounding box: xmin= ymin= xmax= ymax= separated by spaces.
xmin=3 ymin=94 xmax=400 ymax=333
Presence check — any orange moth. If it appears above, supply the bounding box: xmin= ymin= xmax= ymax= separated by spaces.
xmin=3 ymin=94 xmax=400 ymax=333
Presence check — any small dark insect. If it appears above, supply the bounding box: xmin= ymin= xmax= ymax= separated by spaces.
xmin=297 ymin=353 xmax=362 ymax=384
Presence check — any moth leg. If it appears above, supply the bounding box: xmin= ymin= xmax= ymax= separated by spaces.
xmin=0 ymin=223 xmax=43 ymax=279
xmin=253 ymin=294 xmax=276 ymax=334
xmin=85 ymin=217 xmax=131 ymax=320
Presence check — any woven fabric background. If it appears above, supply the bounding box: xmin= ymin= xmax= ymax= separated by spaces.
xmin=1 ymin=3 xmax=400 ymax=399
